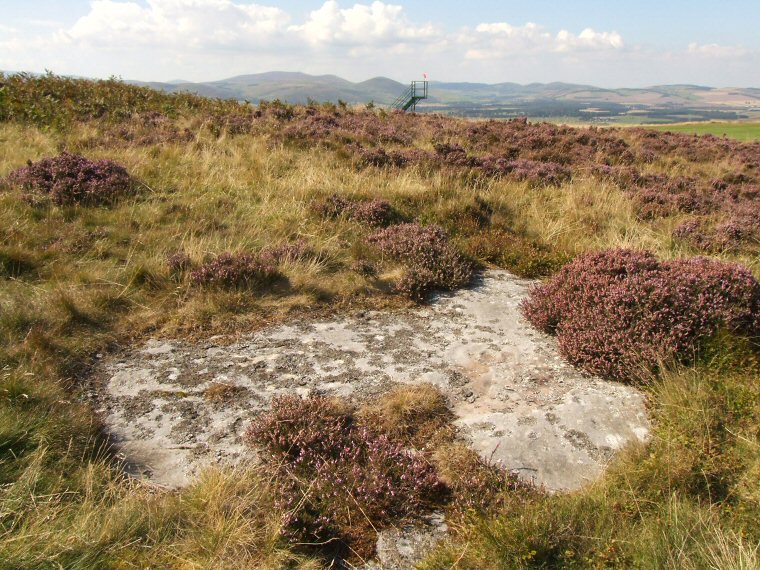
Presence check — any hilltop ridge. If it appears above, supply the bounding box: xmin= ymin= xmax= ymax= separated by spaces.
xmin=125 ymin=71 xmax=760 ymax=122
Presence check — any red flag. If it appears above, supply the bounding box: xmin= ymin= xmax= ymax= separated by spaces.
xmin=423 ymin=72 xmax=427 ymax=79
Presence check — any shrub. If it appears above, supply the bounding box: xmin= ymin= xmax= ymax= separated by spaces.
xmin=673 ymin=205 xmax=760 ymax=253
xmin=312 ymin=194 xmax=397 ymax=227
xmin=245 ymin=395 xmax=445 ymax=558
xmin=481 ymin=158 xmax=572 ymax=186
xmin=354 ymin=146 xmax=409 ymax=168
xmin=521 ymin=249 xmax=760 ymax=380
xmin=258 ymin=240 xmax=315 ymax=265
xmin=166 ymin=249 xmax=191 ymax=275
xmin=348 ymin=198 xmax=396 ymax=226
xmin=367 ymin=223 xmax=474 ymax=300
xmin=6 ymin=152 xmax=134 ymax=206
xmin=715 ymin=203 xmax=760 ymax=250
xmin=190 ymin=252 xmax=279 ymax=288
xmin=312 ymin=193 xmax=351 ymax=219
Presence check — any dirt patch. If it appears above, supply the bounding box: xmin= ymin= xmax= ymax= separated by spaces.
xmin=93 ymin=271 xmax=649 ymax=490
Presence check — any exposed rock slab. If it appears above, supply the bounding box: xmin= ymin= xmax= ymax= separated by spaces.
xmin=95 ymin=271 xmax=649 ymax=490
xmin=365 ymin=512 xmax=448 ymax=570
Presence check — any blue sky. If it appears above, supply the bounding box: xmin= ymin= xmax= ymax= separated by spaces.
xmin=2 ymin=0 xmax=759 ymax=86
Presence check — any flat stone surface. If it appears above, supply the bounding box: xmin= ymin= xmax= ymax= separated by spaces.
xmin=366 ymin=512 xmax=449 ymax=570
xmin=94 ymin=271 xmax=649 ymax=490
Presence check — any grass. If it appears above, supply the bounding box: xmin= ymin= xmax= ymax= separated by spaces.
xmin=648 ymin=121 xmax=760 ymax=141
xmin=0 ymin=74 xmax=759 ymax=567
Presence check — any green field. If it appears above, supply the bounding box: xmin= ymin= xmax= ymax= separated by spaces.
xmin=648 ymin=121 xmax=760 ymax=141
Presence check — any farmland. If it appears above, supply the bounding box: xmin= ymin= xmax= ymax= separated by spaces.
xmin=649 ymin=121 xmax=760 ymax=141
xmin=0 ymin=73 xmax=758 ymax=568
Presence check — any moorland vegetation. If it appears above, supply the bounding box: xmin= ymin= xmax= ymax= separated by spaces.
xmin=0 ymin=72 xmax=758 ymax=568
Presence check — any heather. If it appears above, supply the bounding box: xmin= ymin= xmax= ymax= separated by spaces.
xmin=367 ymin=223 xmax=474 ymax=299
xmin=190 ymin=252 xmax=280 ymax=288
xmin=258 ymin=240 xmax=317 ymax=265
xmin=522 ymin=249 xmax=760 ymax=380
xmin=246 ymin=395 xmax=446 ymax=559
xmin=1 ymin=73 xmax=759 ymax=567
xmin=5 ymin=152 xmax=134 ymax=206
xmin=312 ymin=193 xmax=398 ymax=226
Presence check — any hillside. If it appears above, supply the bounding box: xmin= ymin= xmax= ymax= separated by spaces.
xmin=129 ymin=71 xmax=760 ymax=123
xmin=134 ymin=71 xmax=406 ymax=105
xmin=0 ymin=73 xmax=759 ymax=568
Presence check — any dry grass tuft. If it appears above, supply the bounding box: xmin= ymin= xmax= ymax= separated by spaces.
xmin=358 ymin=383 xmax=456 ymax=449
xmin=203 ymin=382 xmax=247 ymax=402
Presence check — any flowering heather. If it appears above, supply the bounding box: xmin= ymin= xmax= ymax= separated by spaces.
xmin=497 ymin=158 xmax=572 ymax=186
xmin=716 ymin=202 xmax=760 ymax=249
xmin=246 ymin=395 xmax=445 ymax=555
xmin=190 ymin=252 xmax=279 ymax=288
xmin=355 ymin=146 xmax=409 ymax=168
xmin=521 ymin=249 xmax=760 ymax=380
xmin=166 ymin=249 xmax=191 ymax=274
xmin=367 ymin=223 xmax=474 ymax=300
xmin=673 ymin=202 xmax=760 ymax=252
xmin=6 ymin=152 xmax=134 ymax=206
xmin=258 ymin=240 xmax=315 ymax=265
xmin=433 ymin=142 xmax=482 ymax=167
xmin=630 ymin=175 xmax=716 ymax=219
xmin=312 ymin=194 xmax=397 ymax=227
xmin=347 ymin=198 xmax=396 ymax=226
xmin=672 ymin=219 xmax=711 ymax=250
xmin=311 ymin=193 xmax=350 ymax=219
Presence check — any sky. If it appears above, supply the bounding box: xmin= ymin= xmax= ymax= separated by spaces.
xmin=1 ymin=0 xmax=759 ymax=87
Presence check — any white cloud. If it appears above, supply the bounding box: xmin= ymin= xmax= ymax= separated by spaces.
xmin=555 ymin=28 xmax=624 ymax=52
xmin=687 ymin=42 xmax=750 ymax=58
xmin=63 ymin=0 xmax=290 ymax=49
xmin=464 ymin=22 xmax=551 ymax=59
xmin=463 ymin=21 xmax=623 ymax=60
xmin=291 ymin=1 xmax=439 ymax=46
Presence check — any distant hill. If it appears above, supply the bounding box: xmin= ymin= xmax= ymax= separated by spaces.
xmin=63 ymin=70 xmax=760 ymax=123
xmin=131 ymin=72 xmax=405 ymax=105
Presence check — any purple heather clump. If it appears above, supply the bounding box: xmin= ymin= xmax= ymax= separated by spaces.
xmin=347 ymin=198 xmax=396 ymax=226
xmin=367 ymin=223 xmax=474 ymax=300
xmin=245 ymin=395 xmax=444 ymax=548
xmin=166 ymin=249 xmax=191 ymax=273
xmin=521 ymin=249 xmax=760 ymax=380
xmin=312 ymin=194 xmax=397 ymax=227
xmin=190 ymin=252 xmax=279 ymax=288
xmin=480 ymin=157 xmax=571 ymax=186
xmin=6 ymin=152 xmax=134 ymax=206
xmin=258 ymin=240 xmax=315 ymax=265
